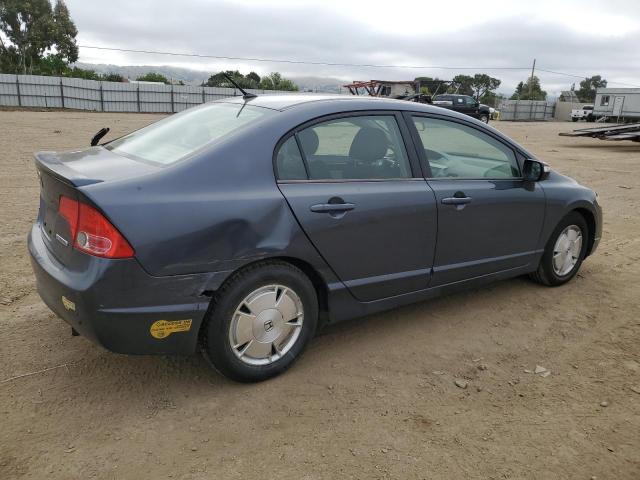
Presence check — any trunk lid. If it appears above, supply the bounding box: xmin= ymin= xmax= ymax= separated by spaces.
xmin=34 ymin=147 xmax=159 ymax=265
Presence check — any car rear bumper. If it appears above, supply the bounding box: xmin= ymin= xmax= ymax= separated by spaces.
xmin=28 ymin=224 xmax=211 ymax=355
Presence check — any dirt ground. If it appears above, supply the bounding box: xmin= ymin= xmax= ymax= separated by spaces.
xmin=1 ymin=111 xmax=639 ymax=480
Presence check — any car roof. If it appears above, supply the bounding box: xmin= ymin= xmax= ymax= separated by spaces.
xmin=219 ymin=94 xmax=448 ymax=115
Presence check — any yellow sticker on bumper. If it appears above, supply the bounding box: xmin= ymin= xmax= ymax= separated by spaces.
xmin=61 ymin=295 xmax=76 ymax=312
xmin=150 ymin=319 xmax=192 ymax=339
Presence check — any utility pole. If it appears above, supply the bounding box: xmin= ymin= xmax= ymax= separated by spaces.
xmin=528 ymin=58 xmax=536 ymax=99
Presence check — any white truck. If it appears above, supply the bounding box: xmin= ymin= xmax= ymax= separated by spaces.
xmin=571 ymin=104 xmax=594 ymax=122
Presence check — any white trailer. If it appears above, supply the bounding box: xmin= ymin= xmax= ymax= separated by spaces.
xmin=593 ymin=88 xmax=640 ymax=121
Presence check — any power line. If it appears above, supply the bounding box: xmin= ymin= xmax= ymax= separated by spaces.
xmin=78 ymin=45 xmax=640 ymax=88
xmin=537 ymin=68 xmax=640 ymax=87
xmin=78 ymin=45 xmax=530 ymax=71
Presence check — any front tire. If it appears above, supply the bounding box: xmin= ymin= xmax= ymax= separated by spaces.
xmin=480 ymin=114 xmax=489 ymax=124
xmin=201 ymin=261 xmax=318 ymax=382
xmin=529 ymin=212 xmax=588 ymax=286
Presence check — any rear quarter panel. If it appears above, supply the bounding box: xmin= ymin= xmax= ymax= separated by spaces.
xmin=78 ymin=117 xmax=339 ymax=290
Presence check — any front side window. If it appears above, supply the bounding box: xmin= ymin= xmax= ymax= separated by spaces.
xmin=295 ymin=115 xmax=412 ymax=180
xmin=412 ymin=116 xmax=519 ymax=179
xmin=600 ymin=95 xmax=610 ymax=106
xmin=107 ymin=102 xmax=275 ymax=165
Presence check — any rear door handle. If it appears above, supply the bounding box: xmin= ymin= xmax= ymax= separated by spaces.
xmin=310 ymin=203 xmax=356 ymax=213
xmin=441 ymin=196 xmax=472 ymax=205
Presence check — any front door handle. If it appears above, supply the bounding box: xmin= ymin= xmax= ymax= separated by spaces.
xmin=441 ymin=196 xmax=472 ymax=205
xmin=310 ymin=202 xmax=356 ymax=213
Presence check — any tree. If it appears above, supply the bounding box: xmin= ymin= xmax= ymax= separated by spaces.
xmin=52 ymin=0 xmax=77 ymax=64
xmin=576 ymin=75 xmax=607 ymax=103
xmin=452 ymin=74 xmax=474 ymax=96
xmin=136 ymin=72 xmax=169 ymax=84
xmin=470 ymin=74 xmax=501 ymax=101
xmin=0 ymin=0 xmax=78 ymax=74
xmin=205 ymin=70 xmax=298 ymax=91
xmin=415 ymin=76 xmax=449 ymax=95
xmin=246 ymin=71 xmax=260 ymax=85
xmin=510 ymin=76 xmax=547 ymax=100
xmin=259 ymin=72 xmax=298 ymax=91
xmin=205 ymin=70 xmax=260 ymax=89
xmin=480 ymin=92 xmax=505 ymax=108
xmin=101 ymin=72 xmax=124 ymax=82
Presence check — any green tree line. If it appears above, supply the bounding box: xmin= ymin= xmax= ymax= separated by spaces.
xmin=415 ymin=72 xmax=607 ymax=105
xmin=203 ymin=70 xmax=299 ymax=91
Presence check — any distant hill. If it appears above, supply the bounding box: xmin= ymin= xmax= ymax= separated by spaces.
xmin=74 ymin=63 xmax=210 ymax=84
xmin=289 ymin=76 xmax=348 ymax=93
xmin=73 ymin=63 xmax=349 ymax=93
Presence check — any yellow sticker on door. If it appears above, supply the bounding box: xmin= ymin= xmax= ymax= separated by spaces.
xmin=150 ymin=319 xmax=192 ymax=339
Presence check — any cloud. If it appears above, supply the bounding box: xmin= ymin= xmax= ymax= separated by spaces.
xmin=67 ymin=0 xmax=640 ymax=95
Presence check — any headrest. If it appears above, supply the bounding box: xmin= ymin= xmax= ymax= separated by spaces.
xmin=298 ymin=129 xmax=319 ymax=155
xmin=348 ymin=127 xmax=389 ymax=163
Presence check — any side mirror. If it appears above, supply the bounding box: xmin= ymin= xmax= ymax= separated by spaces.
xmin=523 ymin=159 xmax=550 ymax=182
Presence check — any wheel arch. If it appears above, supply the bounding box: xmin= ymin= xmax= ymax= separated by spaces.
xmin=572 ymin=207 xmax=596 ymax=257
xmin=202 ymin=256 xmax=330 ymax=317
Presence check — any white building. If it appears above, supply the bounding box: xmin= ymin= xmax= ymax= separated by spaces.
xmin=593 ymin=88 xmax=640 ymax=121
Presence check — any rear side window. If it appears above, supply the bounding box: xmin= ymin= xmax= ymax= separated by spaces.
xmin=294 ymin=115 xmax=412 ymax=180
xmin=275 ymin=137 xmax=307 ymax=180
xmin=412 ymin=116 xmax=519 ymax=179
xmin=107 ymin=103 xmax=275 ymax=165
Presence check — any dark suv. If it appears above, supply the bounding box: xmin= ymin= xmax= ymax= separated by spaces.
xmin=433 ymin=94 xmax=491 ymax=123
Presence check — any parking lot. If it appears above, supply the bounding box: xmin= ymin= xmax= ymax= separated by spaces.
xmin=1 ymin=111 xmax=639 ymax=479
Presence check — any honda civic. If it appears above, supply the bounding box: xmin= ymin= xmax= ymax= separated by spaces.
xmin=28 ymin=93 xmax=602 ymax=382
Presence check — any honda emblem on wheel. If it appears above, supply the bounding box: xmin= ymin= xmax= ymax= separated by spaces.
xmin=264 ymin=320 xmax=274 ymax=332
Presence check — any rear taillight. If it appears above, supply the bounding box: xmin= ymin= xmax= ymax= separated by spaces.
xmin=58 ymin=196 xmax=134 ymax=258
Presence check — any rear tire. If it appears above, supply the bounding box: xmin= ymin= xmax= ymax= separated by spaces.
xmin=480 ymin=114 xmax=489 ymax=124
xmin=201 ymin=261 xmax=318 ymax=382
xmin=529 ymin=212 xmax=588 ymax=286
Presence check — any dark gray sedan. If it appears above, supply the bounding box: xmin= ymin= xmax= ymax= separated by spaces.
xmin=28 ymin=94 xmax=602 ymax=381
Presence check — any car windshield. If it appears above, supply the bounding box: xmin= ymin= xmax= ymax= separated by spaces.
xmin=106 ymin=102 xmax=275 ymax=165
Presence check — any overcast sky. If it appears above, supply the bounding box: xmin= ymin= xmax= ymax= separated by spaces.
xmin=67 ymin=0 xmax=640 ymax=95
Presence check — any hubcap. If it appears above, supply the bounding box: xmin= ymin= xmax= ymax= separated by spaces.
xmin=552 ymin=225 xmax=583 ymax=276
xmin=229 ymin=285 xmax=304 ymax=366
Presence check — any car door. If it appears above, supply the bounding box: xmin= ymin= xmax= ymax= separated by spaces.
xmin=407 ymin=114 xmax=545 ymax=286
xmin=459 ymin=96 xmax=479 ymax=117
xmin=275 ymin=112 xmax=438 ymax=302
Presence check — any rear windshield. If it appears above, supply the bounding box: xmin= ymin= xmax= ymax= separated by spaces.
xmin=106 ymin=102 xmax=275 ymax=165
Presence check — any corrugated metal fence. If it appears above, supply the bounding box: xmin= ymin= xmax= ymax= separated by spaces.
xmin=498 ymin=100 xmax=556 ymax=121
xmin=0 ymin=74 xmax=316 ymax=112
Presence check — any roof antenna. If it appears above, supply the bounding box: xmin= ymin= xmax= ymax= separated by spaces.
xmin=222 ymin=72 xmax=257 ymax=100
